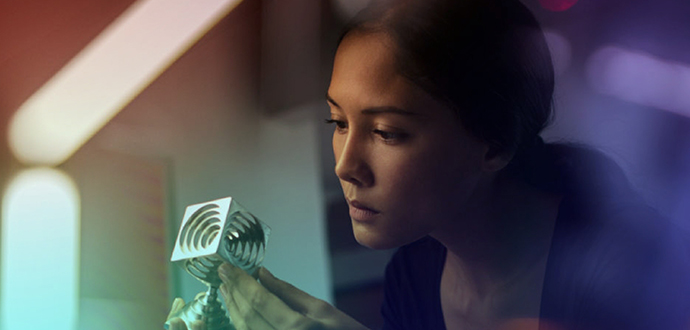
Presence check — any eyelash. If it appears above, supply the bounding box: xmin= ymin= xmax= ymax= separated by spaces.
xmin=324 ymin=119 xmax=347 ymax=131
xmin=324 ymin=119 xmax=408 ymax=143
xmin=373 ymin=129 xmax=403 ymax=141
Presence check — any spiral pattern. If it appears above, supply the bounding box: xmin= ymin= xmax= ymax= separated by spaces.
xmin=178 ymin=204 xmax=223 ymax=285
xmin=179 ymin=203 xmax=222 ymax=254
xmin=222 ymin=210 xmax=267 ymax=275
xmin=177 ymin=203 xmax=268 ymax=285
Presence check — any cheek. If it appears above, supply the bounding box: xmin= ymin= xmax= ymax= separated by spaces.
xmin=383 ymin=143 xmax=482 ymax=218
xmin=358 ymin=155 xmax=472 ymax=249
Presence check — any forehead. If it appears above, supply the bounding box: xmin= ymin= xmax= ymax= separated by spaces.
xmin=331 ymin=32 xmax=399 ymax=84
xmin=328 ymin=32 xmax=432 ymax=110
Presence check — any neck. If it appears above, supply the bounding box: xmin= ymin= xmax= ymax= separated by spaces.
xmin=430 ymin=172 xmax=561 ymax=296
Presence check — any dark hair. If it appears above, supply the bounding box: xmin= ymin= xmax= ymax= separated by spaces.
xmin=339 ymin=0 xmax=557 ymax=188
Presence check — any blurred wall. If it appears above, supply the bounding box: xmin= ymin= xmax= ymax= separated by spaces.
xmin=78 ymin=0 xmax=332 ymax=306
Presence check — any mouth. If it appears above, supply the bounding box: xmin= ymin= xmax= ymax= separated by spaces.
xmin=347 ymin=199 xmax=380 ymax=222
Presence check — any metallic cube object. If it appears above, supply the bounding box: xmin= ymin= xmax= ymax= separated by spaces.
xmin=165 ymin=196 xmax=270 ymax=330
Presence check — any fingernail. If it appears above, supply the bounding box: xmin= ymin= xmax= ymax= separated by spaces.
xmin=257 ymin=267 xmax=268 ymax=279
xmin=262 ymin=267 xmax=273 ymax=278
xmin=219 ymin=263 xmax=236 ymax=277
xmin=172 ymin=298 xmax=182 ymax=310
xmin=219 ymin=283 xmax=228 ymax=298
xmin=218 ymin=264 xmax=228 ymax=277
xmin=219 ymin=269 xmax=230 ymax=282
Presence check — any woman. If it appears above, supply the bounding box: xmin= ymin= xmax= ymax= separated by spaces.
xmin=168 ymin=0 xmax=690 ymax=329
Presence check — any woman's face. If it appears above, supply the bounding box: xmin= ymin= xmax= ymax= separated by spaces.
xmin=327 ymin=32 xmax=494 ymax=250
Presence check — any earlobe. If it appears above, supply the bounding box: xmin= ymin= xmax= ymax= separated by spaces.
xmin=481 ymin=145 xmax=512 ymax=173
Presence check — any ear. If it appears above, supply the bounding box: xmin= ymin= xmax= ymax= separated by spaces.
xmin=481 ymin=144 xmax=512 ymax=173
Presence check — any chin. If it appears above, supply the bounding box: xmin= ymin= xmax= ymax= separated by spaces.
xmin=352 ymin=225 xmax=419 ymax=250
xmin=354 ymin=235 xmax=398 ymax=250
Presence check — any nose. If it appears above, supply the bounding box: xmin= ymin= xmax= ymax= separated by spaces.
xmin=334 ymin=133 xmax=374 ymax=187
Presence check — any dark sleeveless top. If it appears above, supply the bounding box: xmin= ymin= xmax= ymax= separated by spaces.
xmin=380 ymin=146 xmax=690 ymax=330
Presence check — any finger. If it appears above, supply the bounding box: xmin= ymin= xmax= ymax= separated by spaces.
xmin=167 ymin=298 xmax=185 ymax=319
xmin=220 ymin=283 xmax=247 ymax=330
xmin=189 ymin=320 xmax=206 ymax=330
xmin=219 ymin=263 xmax=305 ymax=328
xmin=258 ymin=267 xmax=329 ymax=317
xmin=221 ymin=282 xmax=276 ymax=330
xmin=167 ymin=317 xmax=188 ymax=330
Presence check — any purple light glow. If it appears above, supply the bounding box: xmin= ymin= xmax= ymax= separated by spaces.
xmin=586 ymin=46 xmax=690 ymax=117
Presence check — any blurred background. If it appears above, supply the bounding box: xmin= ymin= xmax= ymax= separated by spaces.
xmin=0 ymin=0 xmax=688 ymax=329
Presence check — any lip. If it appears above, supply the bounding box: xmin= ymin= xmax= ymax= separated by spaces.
xmin=347 ymin=199 xmax=380 ymax=222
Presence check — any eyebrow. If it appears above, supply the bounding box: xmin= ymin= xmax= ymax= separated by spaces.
xmin=326 ymin=93 xmax=422 ymax=116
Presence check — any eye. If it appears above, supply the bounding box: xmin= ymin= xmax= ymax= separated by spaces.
xmin=324 ymin=119 xmax=348 ymax=133
xmin=373 ymin=129 xmax=408 ymax=143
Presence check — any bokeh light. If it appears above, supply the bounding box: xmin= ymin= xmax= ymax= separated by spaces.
xmin=586 ymin=46 xmax=690 ymax=117
xmin=331 ymin=0 xmax=372 ymax=21
xmin=7 ymin=0 xmax=245 ymax=166
xmin=1 ymin=168 xmax=80 ymax=330
xmin=539 ymin=0 xmax=578 ymax=12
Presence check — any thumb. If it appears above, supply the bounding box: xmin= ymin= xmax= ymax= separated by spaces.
xmin=167 ymin=298 xmax=185 ymax=319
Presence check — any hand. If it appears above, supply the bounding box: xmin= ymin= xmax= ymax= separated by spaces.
xmin=218 ymin=263 xmax=370 ymax=330
xmin=166 ymin=295 xmax=207 ymax=330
